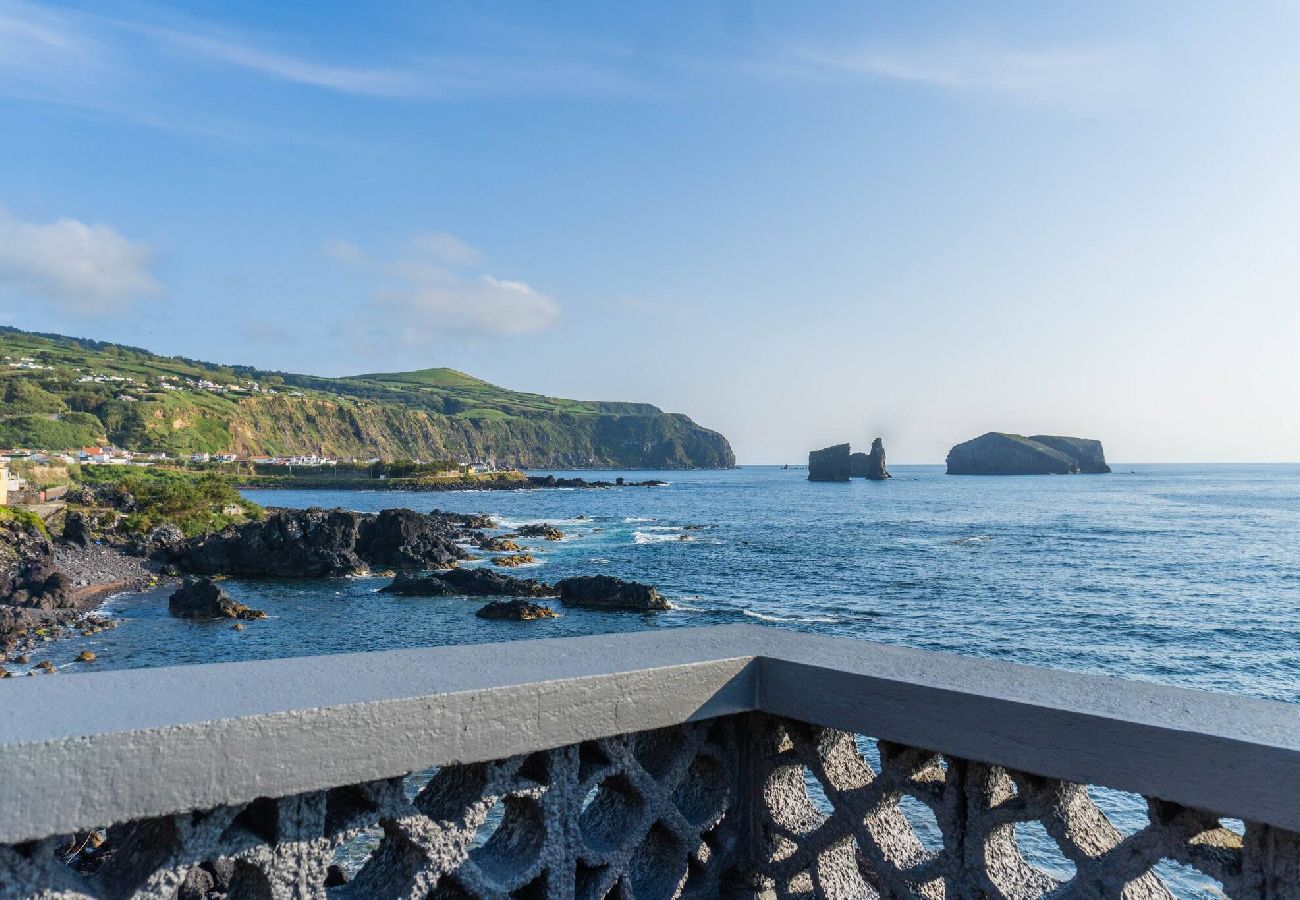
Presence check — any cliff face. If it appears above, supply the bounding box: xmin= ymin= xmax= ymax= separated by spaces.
xmin=1027 ymin=435 xmax=1111 ymax=474
xmin=0 ymin=328 xmax=735 ymax=469
xmin=946 ymin=432 xmax=1110 ymax=475
xmin=224 ymin=398 xmax=734 ymax=469
xmin=808 ymin=444 xmax=851 ymax=481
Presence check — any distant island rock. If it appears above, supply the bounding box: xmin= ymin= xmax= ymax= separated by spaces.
xmin=812 ymin=438 xmax=891 ymax=481
xmin=946 ymin=433 xmax=1112 ymax=475
xmin=849 ymin=438 xmax=891 ymax=480
xmin=808 ymin=444 xmax=851 ymax=481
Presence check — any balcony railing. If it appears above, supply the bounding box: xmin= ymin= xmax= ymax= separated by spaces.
xmin=1 ymin=624 xmax=1298 ymax=898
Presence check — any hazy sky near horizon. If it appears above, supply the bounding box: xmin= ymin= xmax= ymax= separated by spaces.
xmin=1 ymin=1 xmax=1298 ymax=464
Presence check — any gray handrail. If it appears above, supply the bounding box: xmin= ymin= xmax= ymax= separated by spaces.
xmin=2 ymin=624 xmax=1298 ymax=844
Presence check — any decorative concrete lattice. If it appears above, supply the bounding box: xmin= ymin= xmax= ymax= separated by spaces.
xmin=4 ymin=713 xmax=1300 ymax=898
xmin=743 ymin=715 xmax=1300 ymax=899
xmin=0 ymin=719 xmax=739 ymax=899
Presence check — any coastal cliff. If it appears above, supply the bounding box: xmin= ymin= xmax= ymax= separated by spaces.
xmin=808 ymin=444 xmax=851 ymax=481
xmin=0 ymin=327 xmax=735 ymax=469
xmin=946 ymin=432 xmax=1111 ymax=475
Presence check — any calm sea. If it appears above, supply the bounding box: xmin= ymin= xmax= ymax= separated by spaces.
xmin=56 ymin=463 xmax=1299 ymax=703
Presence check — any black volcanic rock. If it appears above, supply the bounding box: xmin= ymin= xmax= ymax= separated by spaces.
xmin=381 ymin=568 xmax=552 ymax=597
xmin=808 ymin=444 xmax=851 ymax=482
xmin=1 ymin=513 xmax=72 ymax=610
xmin=475 ymin=598 xmax=558 ymax=620
xmin=175 ymin=507 xmax=469 ymax=577
xmin=358 ymin=509 xmax=467 ymax=571
xmin=946 ymin=432 xmax=1110 ymax=476
xmin=555 ymin=575 xmax=669 ymax=611
xmin=169 ymin=577 xmax=265 ymax=620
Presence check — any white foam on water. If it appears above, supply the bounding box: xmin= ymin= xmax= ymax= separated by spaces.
xmin=742 ymin=609 xmax=843 ymax=624
xmin=622 ymin=516 xmax=655 ymax=523
xmin=633 ymin=530 xmax=694 ymax=544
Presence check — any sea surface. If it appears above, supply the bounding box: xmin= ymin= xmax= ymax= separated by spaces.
xmin=34 ymin=464 xmax=1300 ymax=896
xmin=55 ymin=463 xmax=1300 ymax=702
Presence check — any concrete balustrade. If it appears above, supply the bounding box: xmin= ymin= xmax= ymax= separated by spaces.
xmin=2 ymin=625 xmax=1298 ymax=897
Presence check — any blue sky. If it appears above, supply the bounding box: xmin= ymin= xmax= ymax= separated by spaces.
xmin=2 ymin=1 xmax=1298 ymax=463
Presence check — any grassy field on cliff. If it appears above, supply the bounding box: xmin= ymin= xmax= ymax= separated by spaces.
xmin=0 ymin=327 xmax=734 ymax=468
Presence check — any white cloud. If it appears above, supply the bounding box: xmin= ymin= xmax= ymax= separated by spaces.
xmin=330 ymin=233 xmax=559 ymax=340
xmin=0 ymin=208 xmax=159 ymax=314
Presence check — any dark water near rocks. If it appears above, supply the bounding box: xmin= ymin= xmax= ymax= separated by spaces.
xmin=34 ymin=464 xmax=1300 ymax=896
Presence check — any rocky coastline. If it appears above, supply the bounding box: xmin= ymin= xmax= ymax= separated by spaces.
xmin=236 ymin=474 xmax=672 ymax=493
xmin=1 ymin=513 xmax=140 ymax=674
xmin=3 ymin=491 xmax=677 ymax=675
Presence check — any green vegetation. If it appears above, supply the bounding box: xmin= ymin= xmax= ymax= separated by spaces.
xmin=0 ymin=413 xmax=105 ymax=449
xmin=2 ymin=379 xmax=66 ymax=414
xmin=0 ymin=326 xmax=735 ymax=468
xmin=0 ymin=505 xmax=49 ymax=534
xmin=77 ymin=466 xmax=262 ymax=536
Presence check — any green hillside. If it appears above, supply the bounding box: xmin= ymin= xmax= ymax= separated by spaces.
xmin=0 ymin=327 xmax=735 ymax=468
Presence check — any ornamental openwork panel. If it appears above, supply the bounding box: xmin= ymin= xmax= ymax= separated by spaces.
xmin=0 ymin=719 xmax=740 ymax=900
xmin=3 ymin=713 xmax=1300 ymax=899
xmin=744 ymin=715 xmax=1300 ymax=899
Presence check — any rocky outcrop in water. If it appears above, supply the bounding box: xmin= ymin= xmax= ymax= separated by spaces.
xmin=808 ymin=444 xmax=851 ymax=482
xmin=946 ymin=433 xmax=1111 ymax=475
xmin=492 ymin=554 xmax=535 ymax=568
xmin=555 ymin=575 xmax=670 ymax=611
xmin=475 ymin=598 xmax=558 ymax=620
xmin=381 ymin=568 xmax=552 ymax=597
xmin=168 ymin=577 xmax=265 ymax=620
xmin=527 ymin=476 xmax=669 ymax=489
xmin=175 ymin=507 xmax=479 ymax=577
xmin=849 ymin=438 xmax=891 ymax=480
xmin=516 ymin=523 xmax=564 ymax=541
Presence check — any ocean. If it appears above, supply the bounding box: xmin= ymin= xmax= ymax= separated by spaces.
xmin=55 ymin=463 xmax=1300 ymax=704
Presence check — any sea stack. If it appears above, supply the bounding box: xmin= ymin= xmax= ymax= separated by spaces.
xmin=863 ymin=437 xmax=890 ymax=480
xmin=850 ymin=438 xmax=891 ymax=479
xmin=808 ymin=444 xmax=851 ymax=482
xmin=946 ymin=433 xmax=1111 ymax=475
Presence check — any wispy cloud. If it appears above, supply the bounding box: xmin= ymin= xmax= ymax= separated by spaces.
xmin=0 ymin=208 xmax=160 ymax=314
xmin=125 ymin=21 xmax=421 ymax=97
xmin=761 ymin=39 xmax=1144 ymax=106
xmin=0 ymin=0 xmax=655 ymax=115
xmin=330 ymin=233 xmax=560 ymax=342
